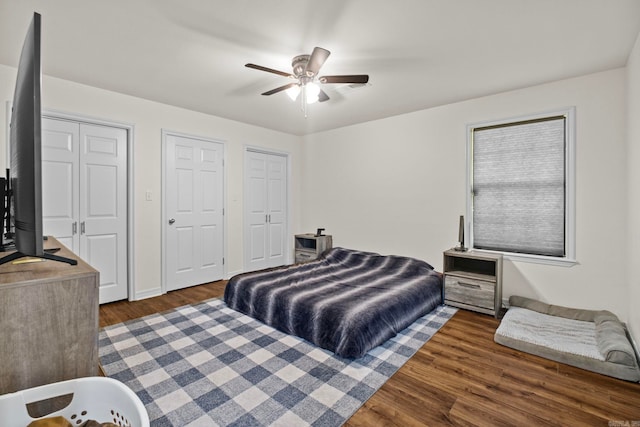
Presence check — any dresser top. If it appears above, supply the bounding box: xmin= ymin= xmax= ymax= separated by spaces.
xmin=0 ymin=237 xmax=97 ymax=287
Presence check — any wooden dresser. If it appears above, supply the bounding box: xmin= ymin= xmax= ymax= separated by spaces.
xmin=0 ymin=237 xmax=99 ymax=394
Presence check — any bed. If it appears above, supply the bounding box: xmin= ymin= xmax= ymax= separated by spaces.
xmin=223 ymin=247 xmax=443 ymax=359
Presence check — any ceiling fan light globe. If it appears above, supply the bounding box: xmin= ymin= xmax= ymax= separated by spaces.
xmin=286 ymin=85 xmax=300 ymax=101
xmin=306 ymin=82 xmax=320 ymax=97
xmin=304 ymin=82 xmax=320 ymax=104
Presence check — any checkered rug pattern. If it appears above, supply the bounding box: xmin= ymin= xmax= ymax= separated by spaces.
xmin=99 ymin=299 xmax=456 ymax=426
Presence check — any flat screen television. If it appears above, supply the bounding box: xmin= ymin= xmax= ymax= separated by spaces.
xmin=0 ymin=12 xmax=75 ymax=266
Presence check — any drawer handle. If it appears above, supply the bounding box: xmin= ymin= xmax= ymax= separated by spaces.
xmin=458 ymin=281 xmax=481 ymax=289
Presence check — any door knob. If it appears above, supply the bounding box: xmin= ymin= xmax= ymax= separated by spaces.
xmin=168 ymin=218 xmax=176 ymax=225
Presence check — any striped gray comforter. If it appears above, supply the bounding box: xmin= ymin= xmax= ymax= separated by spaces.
xmin=224 ymin=247 xmax=443 ymax=358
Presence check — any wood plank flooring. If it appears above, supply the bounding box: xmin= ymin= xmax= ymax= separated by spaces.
xmin=99 ymin=281 xmax=640 ymax=426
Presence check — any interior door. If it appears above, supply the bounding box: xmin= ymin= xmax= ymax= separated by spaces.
xmin=41 ymin=118 xmax=80 ymax=252
xmin=244 ymin=150 xmax=287 ymax=272
xmin=267 ymin=154 xmax=287 ymax=265
xmin=80 ymin=124 xmax=128 ymax=303
xmin=245 ymin=151 xmax=268 ymax=270
xmin=164 ymin=133 xmax=224 ymax=291
xmin=41 ymin=118 xmax=128 ymax=304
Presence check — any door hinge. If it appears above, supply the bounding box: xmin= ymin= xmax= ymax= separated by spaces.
xmin=222 ymin=257 xmax=225 ymax=265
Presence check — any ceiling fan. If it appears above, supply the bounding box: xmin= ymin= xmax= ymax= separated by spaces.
xmin=245 ymin=47 xmax=369 ymax=105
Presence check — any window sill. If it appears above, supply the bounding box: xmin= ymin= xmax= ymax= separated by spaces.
xmin=472 ymin=249 xmax=578 ymax=267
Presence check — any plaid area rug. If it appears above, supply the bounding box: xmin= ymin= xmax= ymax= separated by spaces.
xmin=99 ymin=299 xmax=456 ymax=426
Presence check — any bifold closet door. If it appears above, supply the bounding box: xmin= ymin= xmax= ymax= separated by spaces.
xmin=244 ymin=150 xmax=287 ymax=272
xmin=42 ymin=117 xmax=128 ymax=304
xmin=41 ymin=118 xmax=80 ymax=252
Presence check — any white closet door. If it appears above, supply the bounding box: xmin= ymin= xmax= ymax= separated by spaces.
xmin=164 ymin=133 xmax=224 ymax=291
xmin=245 ymin=151 xmax=268 ymax=270
xmin=267 ymin=154 xmax=287 ymax=266
xmin=41 ymin=118 xmax=80 ymax=252
xmin=80 ymin=123 xmax=128 ymax=303
xmin=42 ymin=118 xmax=128 ymax=304
xmin=244 ymin=150 xmax=287 ymax=272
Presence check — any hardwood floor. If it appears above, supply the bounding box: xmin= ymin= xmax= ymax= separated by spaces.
xmin=99 ymin=280 xmax=227 ymax=328
xmin=100 ymin=281 xmax=640 ymax=426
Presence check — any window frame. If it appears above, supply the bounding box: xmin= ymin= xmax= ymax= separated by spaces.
xmin=466 ymin=107 xmax=577 ymax=266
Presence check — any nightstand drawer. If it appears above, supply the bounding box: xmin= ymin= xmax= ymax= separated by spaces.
xmin=295 ymin=251 xmax=315 ymax=263
xmin=444 ymin=275 xmax=495 ymax=310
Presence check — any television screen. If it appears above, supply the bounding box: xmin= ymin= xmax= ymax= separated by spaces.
xmin=9 ymin=12 xmax=43 ymax=258
xmin=0 ymin=12 xmax=76 ymax=266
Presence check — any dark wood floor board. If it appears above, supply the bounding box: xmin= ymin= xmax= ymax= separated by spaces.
xmin=444 ymin=311 xmax=499 ymax=332
xmin=497 ymin=371 xmax=612 ymax=423
xmin=398 ymin=355 xmax=496 ymax=396
xmin=345 ymin=399 xmax=444 ymax=427
xmin=499 ymin=369 xmax=640 ymax=421
xmin=448 ymin=394 xmax=553 ymax=427
xmin=99 ymin=281 xmax=226 ymax=328
xmin=360 ymin=383 xmax=457 ymax=426
xmin=420 ymin=358 xmax=502 ymax=391
xmin=425 ymin=333 xmax=560 ymax=381
xmin=609 ymin=382 xmax=640 ymax=405
xmin=401 ymin=345 xmax=437 ymax=367
xmin=99 ymin=282 xmax=640 ymax=425
xmin=422 ymin=350 xmax=621 ymax=425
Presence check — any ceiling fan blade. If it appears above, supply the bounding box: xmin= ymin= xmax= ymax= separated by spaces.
xmin=304 ymin=47 xmax=330 ymax=76
xmin=318 ymin=89 xmax=330 ymax=103
xmin=245 ymin=63 xmax=293 ymax=78
xmin=261 ymin=82 xmax=298 ymax=96
xmin=319 ymin=75 xmax=369 ymax=84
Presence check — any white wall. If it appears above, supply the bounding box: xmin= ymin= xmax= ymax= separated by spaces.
xmin=302 ymin=69 xmax=630 ymax=321
xmin=0 ymin=64 xmax=303 ymax=299
xmin=627 ymin=32 xmax=640 ymax=347
xmin=1 ymin=59 xmax=635 ymax=330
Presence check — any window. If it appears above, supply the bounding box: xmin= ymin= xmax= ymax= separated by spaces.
xmin=467 ymin=108 xmax=575 ymax=265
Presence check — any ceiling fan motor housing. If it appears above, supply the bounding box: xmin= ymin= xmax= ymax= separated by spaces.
xmin=291 ymin=55 xmax=311 ymax=77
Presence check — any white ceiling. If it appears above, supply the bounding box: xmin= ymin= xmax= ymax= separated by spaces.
xmin=1 ymin=0 xmax=639 ymax=136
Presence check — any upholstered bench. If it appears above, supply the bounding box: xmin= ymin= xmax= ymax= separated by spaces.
xmin=494 ymin=296 xmax=640 ymax=382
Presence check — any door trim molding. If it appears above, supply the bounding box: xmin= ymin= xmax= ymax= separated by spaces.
xmin=161 ymin=129 xmax=227 ymax=294
xmin=243 ymin=145 xmax=292 ymax=272
xmin=42 ymin=108 xmax=136 ymax=302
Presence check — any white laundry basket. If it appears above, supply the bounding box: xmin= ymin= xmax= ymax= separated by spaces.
xmin=0 ymin=377 xmax=149 ymax=427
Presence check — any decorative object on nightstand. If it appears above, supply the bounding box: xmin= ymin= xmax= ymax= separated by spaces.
xmin=443 ymin=249 xmax=503 ymax=318
xmin=454 ymin=215 xmax=467 ymax=252
xmin=294 ymin=233 xmax=332 ymax=263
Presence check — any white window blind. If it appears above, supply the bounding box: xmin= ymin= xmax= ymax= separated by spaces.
xmin=472 ymin=116 xmax=566 ymax=257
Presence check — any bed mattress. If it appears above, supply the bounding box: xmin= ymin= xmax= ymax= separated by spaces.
xmin=224 ymin=247 xmax=443 ymax=358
